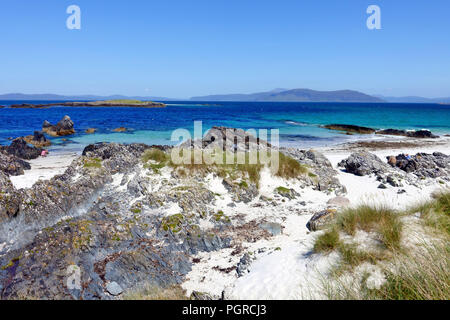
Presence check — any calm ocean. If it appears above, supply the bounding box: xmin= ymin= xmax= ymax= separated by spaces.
xmin=1 ymin=101 xmax=449 ymax=152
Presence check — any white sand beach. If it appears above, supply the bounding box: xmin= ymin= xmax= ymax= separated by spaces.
xmin=10 ymin=151 xmax=79 ymax=189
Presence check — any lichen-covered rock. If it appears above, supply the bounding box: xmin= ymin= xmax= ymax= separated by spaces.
xmin=0 ymin=150 xmax=31 ymax=176
xmin=222 ymin=178 xmax=258 ymax=203
xmin=0 ymin=172 xmax=22 ymax=223
xmin=275 ymin=187 xmax=299 ymax=200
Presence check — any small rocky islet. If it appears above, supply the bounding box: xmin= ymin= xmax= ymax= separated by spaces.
xmin=323 ymin=123 xmax=439 ymax=138
xmin=8 ymin=99 xmax=166 ymax=109
xmin=0 ymin=120 xmax=449 ymax=300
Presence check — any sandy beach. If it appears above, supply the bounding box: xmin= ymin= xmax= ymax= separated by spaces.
xmin=9 ymin=151 xmax=80 ymax=189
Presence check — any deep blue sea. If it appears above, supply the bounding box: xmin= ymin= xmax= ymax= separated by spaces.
xmin=1 ymin=101 xmax=449 ymax=152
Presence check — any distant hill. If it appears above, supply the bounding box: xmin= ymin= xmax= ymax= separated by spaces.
xmin=0 ymin=93 xmax=179 ymax=101
xmin=375 ymin=95 xmax=450 ymax=104
xmin=191 ymin=88 xmax=384 ymax=102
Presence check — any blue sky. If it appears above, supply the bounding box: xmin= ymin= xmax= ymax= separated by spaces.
xmin=0 ymin=0 xmax=449 ymax=98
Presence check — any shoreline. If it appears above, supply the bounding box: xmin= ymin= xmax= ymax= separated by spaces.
xmin=1 ymin=132 xmax=449 ymax=300
xmin=9 ymin=135 xmax=450 ymax=191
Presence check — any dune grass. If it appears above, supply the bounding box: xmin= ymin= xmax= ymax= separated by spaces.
xmin=373 ymin=242 xmax=450 ymax=300
xmin=141 ymin=148 xmax=309 ymax=186
xmin=410 ymin=191 xmax=450 ymax=236
xmin=314 ymin=205 xmax=402 ymax=255
xmin=313 ymin=228 xmax=340 ymax=253
xmin=325 ymin=241 xmax=450 ymax=300
xmin=320 ymin=192 xmax=450 ymax=300
xmin=275 ymin=151 xmax=308 ymax=179
xmin=336 ymin=206 xmax=402 ymax=250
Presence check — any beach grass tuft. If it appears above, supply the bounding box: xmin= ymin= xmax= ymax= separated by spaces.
xmin=336 ymin=206 xmax=402 ymax=250
xmin=142 ymin=148 xmax=309 ymax=187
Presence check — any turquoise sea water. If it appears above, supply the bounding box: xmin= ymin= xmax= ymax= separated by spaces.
xmin=0 ymin=101 xmax=449 ymax=152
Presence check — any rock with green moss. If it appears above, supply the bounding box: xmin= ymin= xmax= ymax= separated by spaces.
xmin=275 ymin=186 xmax=299 ymax=200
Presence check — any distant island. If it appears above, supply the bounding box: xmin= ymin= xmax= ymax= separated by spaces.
xmin=9 ymin=99 xmax=166 ymax=109
xmin=0 ymin=93 xmax=178 ymax=101
xmin=2 ymin=90 xmax=450 ymax=103
xmin=190 ymin=88 xmax=384 ymax=102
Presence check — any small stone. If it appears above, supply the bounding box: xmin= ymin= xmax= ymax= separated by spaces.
xmin=259 ymin=222 xmax=282 ymax=236
xmin=106 ymin=281 xmax=123 ymax=296
xmin=378 ymin=183 xmax=387 ymax=189
xmin=327 ymin=196 xmax=350 ymax=208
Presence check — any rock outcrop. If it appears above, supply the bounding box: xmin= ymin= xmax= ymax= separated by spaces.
xmin=42 ymin=115 xmax=75 ymax=137
xmin=323 ymin=124 xmax=376 ymax=134
xmin=3 ymin=138 xmax=42 ymax=160
xmin=23 ymin=131 xmax=51 ymax=148
xmin=180 ymin=126 xmax=272 ymax=151
xmin=387 ymin=152 xmax=449 ymax=179
xmin=0 ymin=142 xmax=232 ymax=300
xmin=285 ymin=149 xmax=346 ymax=194
xmin=0 ymin=172 xmax=23 ymax=223
xmin=0 ymin=150 xmax=31 ymax=176
xmin=376 ymin=129 xmax=438 ymax=139
xmin=338 ymin=151 xmax=391 ymax=176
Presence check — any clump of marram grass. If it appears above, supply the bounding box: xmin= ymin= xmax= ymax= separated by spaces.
xmin=336 ymin=206 xmax=402 ymax=250
xmin=336 ymin=243 xmax=382 ymax=269
xmin=320 ymin=194 xmax=450 ymax=300
xmin=373 ymin=242 xmax=450 ymax=300
xmin=142 ymin=148 xmax=170 ymax=164
xmin=324 ymin=240 xmax=450 ymax=300
xmin=141 ymin=148 xmax=309 ymax=187
xmin=313 ymin=205 xmax=402 ymax=276
xmin=275 ymin=151 xmax=308 ymax=179
xmin=410 ymin=191 xmax=450 ymax=236
xmin=122 ymin=284 xmax=187 ymax=300
xmin=314 ymin=228 xmax=340 ymax=253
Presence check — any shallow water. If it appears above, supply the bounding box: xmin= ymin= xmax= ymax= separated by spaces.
xmin=1 ymin=101 xmax=449 ymax=151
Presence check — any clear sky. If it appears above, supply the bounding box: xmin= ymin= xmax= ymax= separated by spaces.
xmin=0 ymin=0 xmax=449 ymax=98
